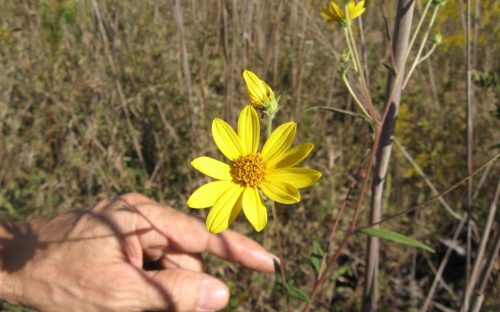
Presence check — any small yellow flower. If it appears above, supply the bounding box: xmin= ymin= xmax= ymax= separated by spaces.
xmin=187 ymin=105 xmax=321 ymax=233
xmin=242 ymin=69 xmax=279 ymax=117
xmin=243 ymin=70 xmax=273 ymax=107
xmin=321 ymin=1 xmax=366 ymax=25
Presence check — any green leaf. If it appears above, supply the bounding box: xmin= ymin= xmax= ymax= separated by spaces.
xmin=310 ymin=240 xmax=324 ymax=276
xmin=309 ymin=106 xmax=376 ymax=131
xmin=272 ymin=259 xmax=309 ymax=302
xmin=286 ymin=281 xmax=309 ymax=303
xmin=273 ymin=258 xmax=282 ymax=283
xmin=359 ymin=227 xmax=435 ymax=253
xmin=383 ymin=61 xmax=397 ymax=75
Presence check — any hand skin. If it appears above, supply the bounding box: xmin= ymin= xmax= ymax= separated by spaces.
xmin=0 ymin=193 xmax=275 ymax=312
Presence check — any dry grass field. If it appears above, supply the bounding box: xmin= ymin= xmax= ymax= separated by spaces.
xmin=0 ymin=0 xmax=498 ymax=311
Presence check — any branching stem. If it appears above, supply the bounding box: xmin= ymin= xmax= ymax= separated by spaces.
xmin=403 ymin=5 xmax=440 ymax=89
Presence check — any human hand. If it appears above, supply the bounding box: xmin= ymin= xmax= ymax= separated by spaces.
xmin=0 ymin=193 xmax=275 ymax=312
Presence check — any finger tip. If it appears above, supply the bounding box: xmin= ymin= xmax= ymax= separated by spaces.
xmin=249 ymin=248 xmax=278 ymax=273
xmin=198 ymin=279 xmax=229 ymax=311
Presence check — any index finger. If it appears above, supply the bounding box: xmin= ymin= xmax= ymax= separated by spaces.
xmin=128 ymin=202 xmax=276 ymax=273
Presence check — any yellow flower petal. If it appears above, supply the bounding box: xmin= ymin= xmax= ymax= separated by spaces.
xmin=268 ymin=143 xmax=314 ymax=168
xmin=238 ymin=105 xmax=260 ymax=154
xmin=330 ymin=1 xmax=345 ymax=20
xmin=191 ymin=156 xmax=232 ymax=181
xmin=260 ymin=179 xmax=300 ymax=204
xmin=353 ymin=6 xmax=366 ymax=19
xmin=212 ymin=118 xmax=244 ymax=161
xmin=322 ymin=0 xmax=365 ymax=24
xmin=320 ymin=7 xmax=335 ymax=22
xmin=229 ymin=194 xmax=243 ymax=224
xmin=206 ymin=184 xmax=244 ymax=234
xmin=349 ymin=0 xmax=365 ymax=19
xmin=261 ymin=122 xmax=296 ymax=162
xmin=267 ymin=168 xmax=322 ymax=189
xmin=355 ymin=0 xmax=366 ymax=12
xmin=242 ymin=187 xmax=268 ymax=232
xmin=187 ymin=181 xmax=233 ymax=208
xmin=346 ymin=1 xmax=356 ymax=18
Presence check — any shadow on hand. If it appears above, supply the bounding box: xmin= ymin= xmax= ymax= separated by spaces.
xmin=0 ymin=222 xmax=46 ymax=273
xmin=0 ymin=197 xmax=179 ymax=311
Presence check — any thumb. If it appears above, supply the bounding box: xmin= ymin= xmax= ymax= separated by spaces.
xmin=142 ymin=269 xmax=229 ymax=312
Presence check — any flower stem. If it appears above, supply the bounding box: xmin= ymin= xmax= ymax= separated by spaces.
xmin=344 ymin=19 xmax=378 ymax=121
xmin=271 ymin=201 xmax=287 ymax=279
xmin=405 ymin=0 xmax=433 ymax=61
xmin=266 ymin=114 xmax=273 ymax=138
xmin=417 ymin=41 xmax=438 ymax=64
xmin=342 ymin=72 xmax=371 ymax=119
xmin=402 ymin=4 xmax=440 ymax=89
xmin=266 ymin=112 xmax=290 ymax=311
xmin=343 ymin=26 xmax=359 ymax=73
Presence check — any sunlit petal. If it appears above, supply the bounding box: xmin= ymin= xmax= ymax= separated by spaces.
xmin=242 ymin=187 xmax=268 ymax=232
xmin=187 ymin=181 xmax=233 ymax=208
xmin=321 ymin=1 xmax=365 ymax=23
xmin=212 ymin=118 xmax=244 ymax=161
xmin=260 ymin=179 xmax=300 ymax=204
xmin=350 ymin=1 xmax=366 ymax=19
xmin=238 ymin=105 xmax=260 ymax=154
xmin=355 ymin=0 xmax=366 ymax=11
xmin=261 ymin=122 xmax=296 ymax=162
xmin=191 ymin=156 xmax=231 ymax=181
xmin=206 ymin=184 xmax=244 ymax=234
xmin=267 ymin=168 xmax=322 ymax=189
xmin=268 ymin=143 xmax=314 ymax=169
xmin=346 ymin=1 xmax=356 ymax=18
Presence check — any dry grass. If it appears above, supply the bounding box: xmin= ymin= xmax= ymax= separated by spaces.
xmin=0 ymin=0 xmax=498 ymax=311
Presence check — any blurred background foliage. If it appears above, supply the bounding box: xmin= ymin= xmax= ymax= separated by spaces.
xmin=0 ymin=0 xmax=498 ymax=311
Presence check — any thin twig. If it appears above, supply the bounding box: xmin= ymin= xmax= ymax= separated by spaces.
xmin=472 ymin=162 xmax=493 ymax=202
xmin=321 ymin=165 xmax=363 ymax=273
xmin=470 ymin=229 xmax=500 ymax=312
xmin=394 ymin=138 xmax=462 ymax=220
xmin=463 ymin=180 xmax=499 ymax=311
xmin=420 ymin=217 xmax=467 ymax=312
xmin=357 ymin=153 xmax=499 ymax=231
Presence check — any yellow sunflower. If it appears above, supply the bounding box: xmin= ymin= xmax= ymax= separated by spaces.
xmin=187 ymin=105 xmax=322 ymax=233
xmin=321 ymin=1 xmax=366 ymax=24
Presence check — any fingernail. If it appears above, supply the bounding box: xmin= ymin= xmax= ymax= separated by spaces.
xmin=249 ymin=249 xmax=276 ymax=272
xmin=197 ymin=280 xmax=229 ymax=312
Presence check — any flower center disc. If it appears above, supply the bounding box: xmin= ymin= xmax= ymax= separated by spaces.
xmin=231 ymin=154 xmax=267 ymax=187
